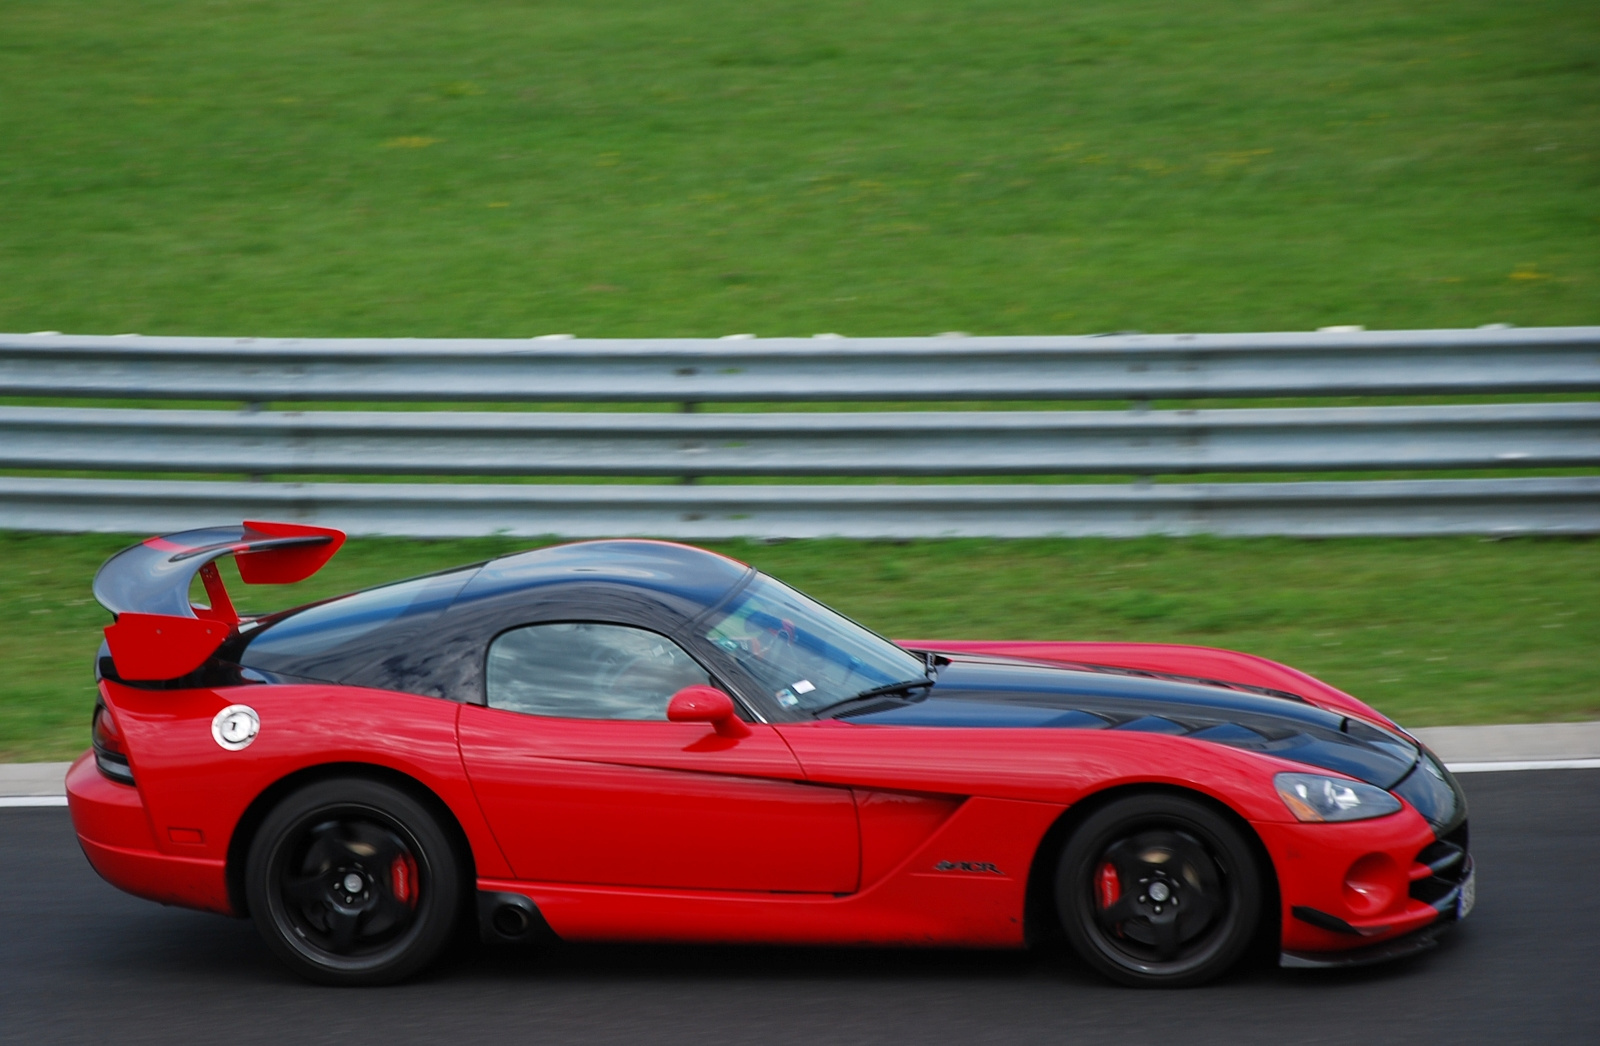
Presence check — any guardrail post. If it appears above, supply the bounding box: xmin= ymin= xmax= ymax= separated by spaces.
xmin=681 ymin=400 xmax=699 ymax=485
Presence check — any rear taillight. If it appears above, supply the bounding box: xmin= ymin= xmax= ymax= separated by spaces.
xmin=92 ymin=703 xmax=135 ymax=785
xmin=92 ymin=704 xmax=124 ymax=753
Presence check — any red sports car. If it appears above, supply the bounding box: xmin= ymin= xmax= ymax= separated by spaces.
xmin=69 ymin=522 xmax=1472 ymax=987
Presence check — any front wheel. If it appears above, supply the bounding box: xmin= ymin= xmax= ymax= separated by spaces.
xmin=245 ymin=777 xmax=460 ymax=986
xmin=1055 ymin=793 xmax=1262 ymax=987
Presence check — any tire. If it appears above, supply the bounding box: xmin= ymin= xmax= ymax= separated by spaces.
xmin=1054 ymin=793 xmax=1262 ymax=988
xmin=245 ymin=777 xmax=461 ymax=986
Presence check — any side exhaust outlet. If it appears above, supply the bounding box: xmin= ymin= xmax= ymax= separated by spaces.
xmin=476 ymin=890 xmax=555 ymax=944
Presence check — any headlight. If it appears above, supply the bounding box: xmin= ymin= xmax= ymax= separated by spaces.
xmin=1274 ymin=772 xmax=1403 ymax=823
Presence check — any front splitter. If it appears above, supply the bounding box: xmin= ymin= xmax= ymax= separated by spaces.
xmin=1280 ymin=920 xmax=1452 ymax=969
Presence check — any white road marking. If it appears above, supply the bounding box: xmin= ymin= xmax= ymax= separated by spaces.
xmin=0 ymin=796 xmax=69 ymax=807
xmin=1447 ymin=758 xmax=1600 ymax=773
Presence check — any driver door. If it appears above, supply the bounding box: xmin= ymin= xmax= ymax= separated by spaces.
xmin=457 ymin=621 xmax=859 ymax=893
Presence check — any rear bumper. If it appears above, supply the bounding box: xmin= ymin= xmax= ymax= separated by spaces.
xmin=65 ymin=752 xmax=233 ymax=915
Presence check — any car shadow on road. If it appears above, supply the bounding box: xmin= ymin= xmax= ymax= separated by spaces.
xmin=78 ymin=887 xmax=1473 ymax=997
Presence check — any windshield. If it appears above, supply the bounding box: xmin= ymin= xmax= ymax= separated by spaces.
xmin=701 ymin=573 xmax=926 ymax=714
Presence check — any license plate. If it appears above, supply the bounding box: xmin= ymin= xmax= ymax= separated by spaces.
xmin=1457 ymin=867 xmax=1476 ymax=920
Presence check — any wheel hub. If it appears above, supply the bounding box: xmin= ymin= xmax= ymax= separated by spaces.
xmin=277 ymin=816 xmax=421 ymax=957
xmin=1091 ymin=828 xmax=1225 ymax=962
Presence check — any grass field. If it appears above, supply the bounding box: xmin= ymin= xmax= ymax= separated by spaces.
xmin=2 ymin=532 xmax=1594 ymax=762
xmin=1 ymin=0 xmax=1595 ymax=338
xmin=1 ymin=3 xmax=1595 ymax=761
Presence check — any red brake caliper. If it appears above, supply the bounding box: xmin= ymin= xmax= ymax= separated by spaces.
xmin=1096 ymin=861 xmax=1121 ymax=910
xmin=391 ymin=853 xmax=419 ymax=907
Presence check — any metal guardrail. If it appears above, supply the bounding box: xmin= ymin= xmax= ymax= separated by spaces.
xmin=1 ymin=476 xmax=1593 ymax=539
xmin=1 ymin=327 xmax=1596 ymax=537
xmin=3 ymin=327 xmax=1598 ymax=402
xmin=3 ymin=402 xmax=1595 ymax=477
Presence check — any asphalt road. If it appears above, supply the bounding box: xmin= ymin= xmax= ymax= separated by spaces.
xmin=4 ymin=771 xmax=1596 ymax=1046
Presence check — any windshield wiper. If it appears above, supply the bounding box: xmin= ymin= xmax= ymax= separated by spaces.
xmin=814 ymin=678 xmax=936 ymax=715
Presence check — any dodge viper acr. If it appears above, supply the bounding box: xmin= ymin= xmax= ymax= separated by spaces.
xmin=68 ymin=522 xmax=1473 ymax=987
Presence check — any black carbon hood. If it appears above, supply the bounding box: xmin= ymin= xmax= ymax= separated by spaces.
xmin=840 ymin=656 xmax=1462 ymax=824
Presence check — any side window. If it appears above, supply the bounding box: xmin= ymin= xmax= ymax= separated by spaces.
xmin=486 ymin=622 xmax=711 ymax=720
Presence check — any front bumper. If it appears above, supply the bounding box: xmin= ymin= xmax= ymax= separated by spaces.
xmin=1257 ymin=809 xmax=1472 ymax=961
xmin=1282 ymin=852 xmax=1472 ymax=969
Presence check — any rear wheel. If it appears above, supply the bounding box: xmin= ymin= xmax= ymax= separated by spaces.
xmin=1055 ymin=793 xmax=1262 ymax=987
xmin=245 ymin=778 xmax=460 ymax=986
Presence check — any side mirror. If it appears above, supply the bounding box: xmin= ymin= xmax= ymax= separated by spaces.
xmin=667 ymin=685 xmax=751 ymax=738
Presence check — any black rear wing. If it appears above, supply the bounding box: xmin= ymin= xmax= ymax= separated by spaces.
xmin=94 ymin=521 xmax=345 ymax=680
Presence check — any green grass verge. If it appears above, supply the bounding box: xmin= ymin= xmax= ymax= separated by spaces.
xmin=1 ymin=0 xmax=1595 ymax=338
xmin=2 ymin=2 xmax=1594 ymax=761
xmin=3 ymin=532 xmax=1594 ymax=762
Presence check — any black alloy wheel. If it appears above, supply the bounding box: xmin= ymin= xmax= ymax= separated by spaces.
xmin=1055 ymin=793 xmax=1263 ymax=987
xmin=246 ymin=778 xmax=461 ymax=986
